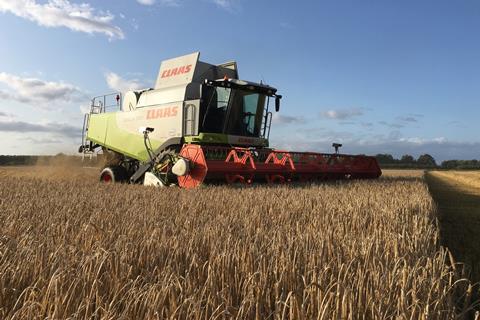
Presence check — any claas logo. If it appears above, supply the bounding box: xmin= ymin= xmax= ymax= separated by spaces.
xmin=146 ymin=107 xmax=179 ymax=119
xmin=161 ymin=64 xmax=192 ymax=78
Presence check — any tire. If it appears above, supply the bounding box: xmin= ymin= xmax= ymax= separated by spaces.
xmin=99 ymin=166 xmax=127 ymax=183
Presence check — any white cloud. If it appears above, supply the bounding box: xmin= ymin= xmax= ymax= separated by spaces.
xmin=397 ymin=114 xmax=423 ymax=123
xmin=272 ymin=113 xmax=306 ymax=125
xmin=160 ymin=0 xmax=181 ymax=6
xmin=397 ymin=116 xmax=417 ymax=123
xmin=21 ymin=136 xmax=63 ymax=144
xmin=398 ymin=136 xmax=447 ymax=145
xmin=0 ymin=72 xmax=86 ymax=106
xmin=378 ymin=121 xmax=404 ymax=129
xmin=137 ymin=0 xmax=155 ymax=4
xmin=321 ymin=108 xmax=364 ymax=120
xmin=79 ymin=104 xmax=91 ymax=114
xmin=104 ymin=72 xmax=147 ymax=93
xmin=137 ymin=0 xmax=181 ymax=6
xmin=0 ymin=0 xmax=124 ymax=40
xmin=212 ymin=0 xmax=239 ymax=11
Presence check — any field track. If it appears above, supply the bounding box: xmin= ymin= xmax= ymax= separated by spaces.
xmin=0 ymin=166 xmax=477 ymax=319
xmin=426 ymin=171 xmax=480 ymax=284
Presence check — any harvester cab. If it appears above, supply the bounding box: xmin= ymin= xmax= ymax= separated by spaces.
xmin=80 ymin=52 xmax=381 ymax=188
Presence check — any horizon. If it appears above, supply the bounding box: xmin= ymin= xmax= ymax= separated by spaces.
xmin=1 ymin=0 xmax=479 ymax=162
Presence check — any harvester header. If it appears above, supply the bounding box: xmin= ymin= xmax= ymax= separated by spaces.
xmin=79 ymin=52 xmax=381 ymax=188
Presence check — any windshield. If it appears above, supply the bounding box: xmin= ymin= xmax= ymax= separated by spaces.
xmin=201 ymin=86 xmax=267 ymax=137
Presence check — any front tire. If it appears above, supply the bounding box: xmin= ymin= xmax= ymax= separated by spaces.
xmin=100 ymin=166 xmax=127 ymax=183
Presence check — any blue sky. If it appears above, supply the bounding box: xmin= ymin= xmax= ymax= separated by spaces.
xmin=0 ymin=0 xmax=479 ymax=162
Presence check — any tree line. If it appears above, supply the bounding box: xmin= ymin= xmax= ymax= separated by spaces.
xmin=0 ymin=154 xmax=101 ymax=166
xmin=1 ymin=154 xmax=480 ymax=170
xmin=375 ymin=153 xmax=480 ymax=169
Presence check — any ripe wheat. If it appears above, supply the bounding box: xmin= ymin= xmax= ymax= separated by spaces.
xmin=0 ymin=168 xmax=474 ymax=319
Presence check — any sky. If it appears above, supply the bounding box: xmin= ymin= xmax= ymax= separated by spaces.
xmin=0 ymin=0 xmax=479 ymax=162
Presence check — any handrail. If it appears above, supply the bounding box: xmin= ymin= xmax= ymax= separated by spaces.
xmin=90 ymin=92 xmax=122 ymax=113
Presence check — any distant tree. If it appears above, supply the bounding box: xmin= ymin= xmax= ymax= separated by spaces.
xmin=441 ymin=160 xmax=458 ymax=169
xmin=417 ymin=154 xmax=437 ymax=167
xmin=375 ymin=154 xmax=395 ymax=164
xmin=442 ymin=159 xmax=480 ymax=169
xmin=0 ymin=155 xmax=38 ymax=166
xmin=400 ymin=154 xmax=415 ymax=163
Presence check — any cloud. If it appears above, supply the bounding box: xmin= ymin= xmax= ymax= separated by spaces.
xmin=0 ymin=91 xmax=10 ymax=99
xmin=398 ymin=136 xmax=447 ymax=145
xmin=397 ymin=116 xmax=418 ymax=123
xmin=0 ymin=119 xmax=80 ymax=138
xmin=137 ymin=0 xmax=155 ymax=4
xmin=397 ymin=114 xmax=423 ymax=123
xmin=160 ymin=0 xmax=181 ymax=7
xmin=137 ymin=0 xmax=181 ymax=6
xmin=272 ymin=113 xmax=306 ymax=125
xmin=378 ymin=121 xmax=404 ymax=129
xmin=21 ymin=136 xmax=63 ymax=144
xmin=347 ymin=137 xmax=476 ymax=162
xmin=0 ymin=72 xmax=86 ymax=106
xmin=79 ymin=104 xmax=91 ymax=114
xmin=447 ymin=120 xmax=462 ymax=127
xmin=105 ymin=72 xmax=147 ymax=93
xmin=160 ymin=0 xmax=181 ymax=6
xmin=0 ymin=111 xmax=15 ymax=119
xmin=271 ymin=129 xmax=478 ymax=162
xmin=320 ymin=108 xmax=364 ymax=120
xmin=379 ymin=114 xmax=423 ymax=129
xmin=211 ymin=0 xmax=239 ymax=11
xmin=0 ymin=0 xmax=124 ymax=40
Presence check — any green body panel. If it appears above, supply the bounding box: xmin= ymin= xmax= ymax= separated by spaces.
xmin=184 ymin=133 xmax=268 ymax=147
xmin=184 ymin=133 xmax=227 ymax=144
xmin=87 ymin=113 xmax=164 ymax=162
xmin=87 ymin=113 xmax=269 ymax=163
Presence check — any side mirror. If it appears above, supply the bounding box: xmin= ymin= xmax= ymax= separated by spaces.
xmin=275 ymin=95 xmax=281 ymax=112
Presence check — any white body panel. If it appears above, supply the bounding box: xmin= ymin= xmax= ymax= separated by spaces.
xmin=144 ymin=172 xmax=165 ymax=187
xmin=137 ymin=85 xmax=186 ymax=108
xmin=115 ymin=102 xmax=184 ymax=141
xmin=121 ymin=91 xmax=139 ymax=111
xmin=154 ymin=52 xmax=200 ymax=89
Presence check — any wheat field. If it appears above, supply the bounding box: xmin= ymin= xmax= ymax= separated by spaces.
xmin=0 ymin=167 xmax=476 ymax=319
xmin=429 ymin=171 xmax=480 ymax=195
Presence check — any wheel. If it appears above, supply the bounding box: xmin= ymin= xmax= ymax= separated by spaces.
xmin=99 ymin=166 xmax=127 ymax=183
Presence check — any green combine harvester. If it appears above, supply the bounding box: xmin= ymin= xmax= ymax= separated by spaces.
xmin=79 ymin=52 xmax=381 ymax=188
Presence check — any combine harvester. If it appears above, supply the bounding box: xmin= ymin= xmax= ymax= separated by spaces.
xmin=79 ymin=52 xmax=381 ymax=188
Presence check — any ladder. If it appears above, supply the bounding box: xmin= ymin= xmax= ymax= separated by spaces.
xmin=80 ymin=113 xmax=95 ymax=160
xmin=261 ymin=110 xmax=273 ymax=139
xmin=79 ymin=92 xmax=122 ymax=161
